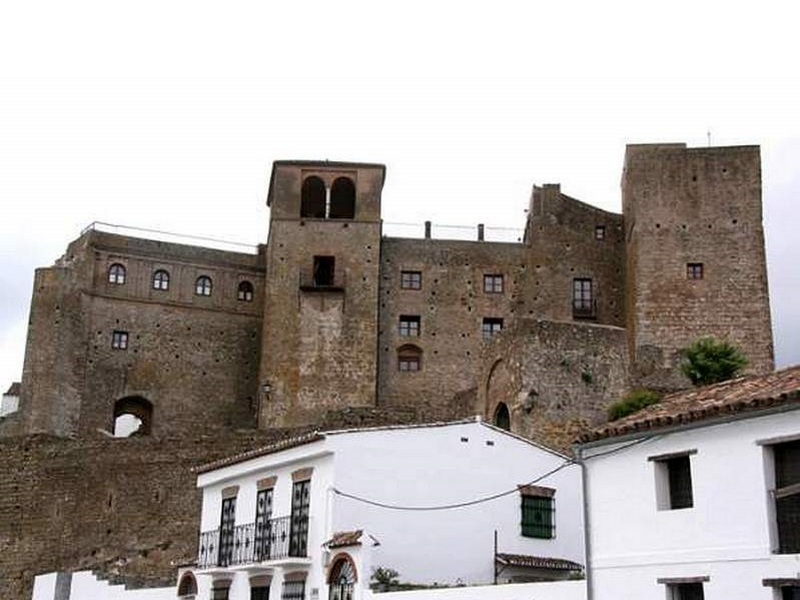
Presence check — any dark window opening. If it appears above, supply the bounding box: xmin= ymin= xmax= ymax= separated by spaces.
xmin=494 ymin=402 xmax=510 ymax=431
xmin=251 ymin=586 xmax=270 ymax=600
xmin=111 ymin=330 xmax=129 ymax=350
xmin=211 ymin=582 xmax=231 ymax=600
xmin=595 ymin=225 xmax=606 ymax=240
xmin=177 ymin=573 xmax=198 ymax=597
xmin=484 ymin=274 xmax=504 ymax=294
xmin=196 ymin=276 xmax=213 ymax=296
xmin=572 ymin=278 xmax=595 ymax=319
xmin=328 ymin=556 xmax=356 ymax=600
xmin=152 ymin=269 xmax=170 ymax=291
xmin=289 ymin=480 xmax=310 ymax=557
xmin=399 ymin=315 xmax=421 ymax=337
xmin=401 ymin=270 xmax=422 ymax=290
xmin=281 ymin=581 xmax=306 ymax=600
xmin=313 ymin=256 xmax=336 ymax=287
xmin=108 ymin=263 xmax=126 ymax=285
xmin=254 ymin=488 xmax=274 ymax=561
xmin=687 ymin=263 xmax=704 ymax=280
xmin=667 ymin=583 xmax=704 ymax=600
xmin=774 ymin=440 xmax=800 ymax=553
xmin=238 ymin=281 xmax=254 ymax=302
xmin=398 ymin=344 xmax=422 ymax=372
xmin=482 ymin=317 xmax=504 ymax=340
xmin=782 ymin=587 xmax=800 ymax=600
xmin=301 ymin=176 xmax=326 ymax=218
xmin=521 ymin=494 xmax=555 ymax=539
xmin=113 ymin=396 xmax=153 ymax=437
xmin=655 ymin=454 xmax=694 ymax=510
xmin=329 ymin=177 xmax=356 ymax=219
xmin=218 ymin=497 xmax=236 ymax=567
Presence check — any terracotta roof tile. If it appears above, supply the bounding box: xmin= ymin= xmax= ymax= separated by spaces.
xmin=495 ymin=553 xmax=583 ymax=571
xmin=582 ymin=365 xmax=800 ymax=443
xmin=324 ymin=530 xmax=363 ymax=548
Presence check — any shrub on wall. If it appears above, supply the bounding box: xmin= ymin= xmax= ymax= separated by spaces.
xmin=607 ymin=389 xmax=661 ymax=421
xmin=681 ymin=337 xmax=748 ymax=386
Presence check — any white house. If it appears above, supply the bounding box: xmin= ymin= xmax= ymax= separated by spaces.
xmin=179 ymin=418 xmax=585 ymax=600
xmin=577 ymin=365 xmax=800 ymax=600
xmin=1 ymin=381 xmax=20 ymax=417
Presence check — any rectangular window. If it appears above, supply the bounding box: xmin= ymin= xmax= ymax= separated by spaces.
xmin=398 ymin=352 xmax=421 ymax=372
xmin=289 ymin=480 xmax=310 ymax=558
xmin=399 ymin=315 xmax=421 ymax=337
xmin=782 ymin=587 xmax=800 ymax=600
xmin=687 ymin=263 xmax=704 ymax=280
xmin=281 ymin=581 xmax=305 ymax=600
xmin=572 ymin=278 xmax=595 ymax=319
xmin=400 ymin=270 xmax=422 ymax=290
xmin=667 ymin=582 xmax=704 ymax=600
xmin=211 ymin=585 xmax=231 ymax=600
xmin=595 ymin=225 xmax=606 ymax=240
xmin=313 ymin=256 xmax=335 ymax=286
xmin=482 ymin=317 xmax=504 ymax=339
xmin=484 ymin=274 xmax=504 ymax=294
xmin=521 ymin=494 xmax=555 ymax=539
xmin=251 ymin=586 xmax=270 ymax=600
xmin=111 ymin=330 xmax=129 ymax=350
xmin=773 ymin=440 xmax=800 ymax=553
xmin=254 ymin=488 xmax=274 ymax=561
xmin=218 ymin=497 xmax=236 ymax=567
xmin=652 ymin=452 xmax=695 ymax=510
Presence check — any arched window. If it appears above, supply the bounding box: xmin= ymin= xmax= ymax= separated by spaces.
xmin=195 ymin=275 xmax=212 ymax=297
xmin=177 ymin=572 xmax=197 ymax=598
xmin=113 ymin=396 xmax=153 ymax=437
xmin=329 ymin=177 xmax=356 ymax=219
xmin=494 ymin=402 xmax=511 ymax=431
xmin=397 ymin=344 xmax=422 ymax=372
xmin=301 ymin=176 xmax=326 ymax=218
xmin=238 ymin=280 xmax=254 ymax=302
xmin=108 ymin=263 xmax=126 ymax=285
xmin=153 ymin=269 xmax=170 ymax=291
xmin=328 ymin=555 xmax=356 ymax=600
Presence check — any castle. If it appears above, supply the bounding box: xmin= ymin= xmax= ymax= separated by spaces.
xmin=0 ymin=143 xmax=775 ymax=598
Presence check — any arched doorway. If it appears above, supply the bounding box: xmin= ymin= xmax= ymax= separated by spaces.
xmin=494 ymin=402 xmax=511 ymax=431
xmin=177 ymin=572 xmax=197 ymax=598
xmin=113 ymin=396 xmax=153 ymax=437
xmin=328 ymin=554 xmax=357 ymax=600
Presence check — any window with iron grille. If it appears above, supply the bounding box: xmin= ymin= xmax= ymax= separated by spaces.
xmin=399 ymin=315 xmax=420 ymax=337
xmin=521 ymin=494 xmax=555 ymax=539
xmin=667 ymin=582 xmax=704 ymax=600
xmin=289 ymin=480 xmax=310 ymax=557
xmin=111 ymin=330 xmax=129 ymax=350
xmin=254 ymin=488 xmax=274 ymax=561
xmin=250 ymin=585 xmax=270 ymax=600
xmin=687 ymin=263 xmax=704 ymax=280
xmin=572 ymin=278 xmax=594 ymax=319
xmin=196 ymin=276 xmax=213 ymax=296
xmin=482 ymin=317 xmax=503 ymax=340
xmin=773 ymin=440 xmax=800 ymax=553
xmin=328 ymin=557 xmax=356 ymax=600
xmin=281 ymin=581 xmax=305 ymax=600
xmin=218 ymin=497 xmax=236 ymax=567
xmin=652 ymin=452 xmax=695 ymax=510
xmin=108 ymin=263 xmax=126 ymax=285
xmin=400 ymin=271 xmax=422 ymax=290
xmin=484 ymin=274 xmax=504 ymax=294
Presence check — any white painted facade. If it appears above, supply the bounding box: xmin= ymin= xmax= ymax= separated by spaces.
xmin=187 ymin=419 xmax=585 ymax=600
xmin=32 ymin=571 xmax=175 ymax=600
xmin=1 ymin=387 xmax=19 ymax=417
xmin=580 ymin=406 xmax=800 ymax=600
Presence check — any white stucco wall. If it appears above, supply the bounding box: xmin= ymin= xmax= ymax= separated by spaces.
xmin=582 ymin=407 xmax=800 ymax=600
xmin=330 ymin=422 xmax=584 ymax=586
xmin=32 ymin=571 xmax=175 ymax=600
xmin=363 ymin=580 xmax=586 ymax=600
xmin=1 ymin=391 xmax=19 ymax=417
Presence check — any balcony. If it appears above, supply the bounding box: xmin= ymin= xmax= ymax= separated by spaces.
xmin=198 ymin=515 xmax=309 ymax=569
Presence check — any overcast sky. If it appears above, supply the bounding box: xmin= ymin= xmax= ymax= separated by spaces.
xmin=1 ymin=2 xmax=799 ymax=389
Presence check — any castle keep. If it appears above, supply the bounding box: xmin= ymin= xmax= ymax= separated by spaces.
xmin=0 ymin=143 xmax=775 ymax=598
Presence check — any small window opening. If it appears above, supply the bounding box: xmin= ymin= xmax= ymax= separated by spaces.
xmin=484 ymin=274 xmax=504 ymax=294
xmin=401 ymin=270 xmax=422 ymax=290
xmin=313 ymin=256 xmax=336 ymax=287
xmin=113 ymin=396 xmax=153 ymax=437
xmin=397 ymin=344 xmax=422 ymax=372
xmin=301 ymin=176 xmax=326 ymax=218
xmin=666 ymin=582 xmax=705 ymax=600
xmin=238 ymin=280 xmax=254 ymax=302
xmin=595 ymin=225 xmax=606 ymax=240
xmin=111 ymin=330 xmax=129 ymax=350
xmin=153 ymin=269 xmax=170 ymax=291
xmin=654 ymin=454 xmax=694 ymax=510
xmin=482 ymin=317 xmax=504 ymax=340
xmin=399 ymin=315 xmax=421 ymax=337
xmin=329 ymin=177 xmax=356 ymax=219
xmin=494 ymin=402 xmax=510 ymax=431
xmin=196 ymin=276 xmax=213 ymax=296
xmin=572 ymin=278 xmax=595 ymax=319
xmin=108 ymin=263 xmax=126 ymax=285
xmin=520 ymin=491 xmax=555 ymax=539
xmin=687 ymin=263 xmax=704 ymax=280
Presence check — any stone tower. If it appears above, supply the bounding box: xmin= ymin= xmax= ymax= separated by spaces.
xmin=258 ymin=161 xmax=386 ymax=427
xmin=622 ymin=144 xmax=774 ymax=389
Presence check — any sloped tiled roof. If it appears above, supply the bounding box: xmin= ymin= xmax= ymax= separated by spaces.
xmin=324 ymin=530 xmax=363 ymax=549
xmin=495 ymin=553 xmax=583 ymax=571
xmin=582 ymin=365 xmax=800 ymax=443
xmin=194 ymin=431 xmax=324 ymax=474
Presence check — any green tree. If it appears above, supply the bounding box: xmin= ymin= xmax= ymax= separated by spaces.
xmin=607 ymin=389 xmax=661 ymax=421
xmin=681 ymin=337 xmax=748 ymax=386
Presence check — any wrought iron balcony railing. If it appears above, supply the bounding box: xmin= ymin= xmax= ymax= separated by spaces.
xmin=198 ymin=515 xmax=308 ymax=568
